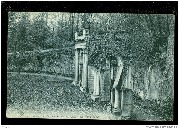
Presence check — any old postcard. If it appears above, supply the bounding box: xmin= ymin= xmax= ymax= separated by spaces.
xmin=7 ymin=12 xmax=174 ymax=121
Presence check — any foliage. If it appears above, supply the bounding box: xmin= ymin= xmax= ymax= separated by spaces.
xmin=7 ymin=73 xmax=105 ymax=113
xmin=133 ymin=92 xmax=173 ymax=121
xmin=7 ymin=12 xmax=174 ymax=81
xmin=7 ymin=12 xmax=174 ymax=120
xmin=30 ymin=14 xmax=51 ymax=50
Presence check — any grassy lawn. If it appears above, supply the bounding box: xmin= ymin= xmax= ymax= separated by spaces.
xmin=7 ymin=73 xmax=113 ymax=119
xmin=7 ymin=73 xmax=165 ymax=120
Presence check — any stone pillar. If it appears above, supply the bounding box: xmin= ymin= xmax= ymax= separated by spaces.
xmin=127 ymin=66 xmax=132 ymax=89
xmin=74 ymin=49 xmax=79 ymax=84
xmin=79 ymin=49 xmax=83 ymax=86
xmin=114 ymin=87 xmax=120 ymax=112
xmin=100 ymin=72 xmax=105 ymax=101
xmin=81 ymin=48 xmax=88 ymax=92
xmin=110 ymin=66 xmax=114 ymax=106
xmin=96 ymin=69 xmax=100 ymax=95
xmin=110 ymin=66 xmax=114 ymax=81
xmin=93 ymin=69 xmax=97 ymax=95
xmin=120 ymin=88 xmax=124 ymax=112
xmin=91 ymin=68 xmax=100 ymax=101
xmin=125 ymin=73 xmax=128 ymax=89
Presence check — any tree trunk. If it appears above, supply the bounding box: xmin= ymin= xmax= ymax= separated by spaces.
xmin=146 ymin=65 xmax=152 ymax=99
xmin=71 ymin=13 xmax=74 ymax=41
xmin=144 ymin=69 xmax=148 ymax=100
xmin=166 ymin=15 xmax=174 ymax=99
xmin=62 ymin=13 xmax=64 ymax=29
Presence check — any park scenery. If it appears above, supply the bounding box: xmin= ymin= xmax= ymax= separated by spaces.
xmin=7 ymin=12 xmax=174 ymax=120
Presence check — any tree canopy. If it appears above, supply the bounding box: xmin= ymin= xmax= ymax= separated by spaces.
xmin=7 ymin=12 xmax=174 ymax=72
xmin=87 ymin=14 xmax=174 ymax=70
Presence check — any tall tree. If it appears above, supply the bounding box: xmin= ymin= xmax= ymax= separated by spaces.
xmin=8 ymin=12 xmax=18 ymax=53
xmin=30 ymin=13 xmax=51 ymax=50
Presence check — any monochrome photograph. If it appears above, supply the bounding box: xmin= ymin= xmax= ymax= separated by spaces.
xmin=7 ymin=12 xmax=174 ymax=121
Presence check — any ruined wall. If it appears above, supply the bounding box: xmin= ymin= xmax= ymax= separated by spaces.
xmin=88 ymin=66 xmax=111 ymax=102
xmin=88 ymin=66 xmax=94 ymax=94
xmin=100 ymin=69 xmax=111 ymax=101
xmin=132 ymin=66 xmax=170 ymax=101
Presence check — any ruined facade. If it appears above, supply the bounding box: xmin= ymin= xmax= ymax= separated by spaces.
xmin=73 ymin=27 xmax=134 ymax=118
xmin=74 ymin=27 xmax=111 ymax=102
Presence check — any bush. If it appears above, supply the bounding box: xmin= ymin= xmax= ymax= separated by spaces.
xmin=157 ymin=97 xmax=173 ymax=120
xmin=133 ymin=92 xmax=173 ymax=120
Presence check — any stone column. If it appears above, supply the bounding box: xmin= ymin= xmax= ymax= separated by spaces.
xmin=127 ymin=66 xmax=132 ymax=89
xmin=120 ymin=88 xmax=124 ymax=112
xmin=81 ymin=48 xmax=88 ymax=92
xmin=100 ymin=72 xmax=105 ymax=101
xmin=110 ymin=66 xmax=114 ymax=81
xmin=79 ymin=49 xmax=82 ymax=86
xmin=110 ymin=90 xmax=114 ymax=106
xmin=93 ymin=69 xmax=98 ymax=95
xmin=95 ymin=69 xmax=100 ymax=95
xmin=114 ymin=87 xmax=120 ymax=112
xmin=91 ymin=68 xmax=100 ymax=101
xmin=74 ymin=49 xmax=79 ymax=84
xmin=110 ymin=66 xmax=114 ymax=106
